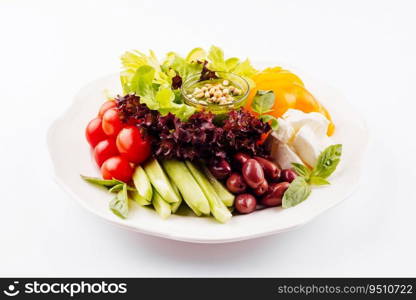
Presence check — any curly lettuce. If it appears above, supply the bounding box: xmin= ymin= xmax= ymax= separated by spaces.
xmin=119 ymin=46 xmax=258 ymax=120
xmin=207 ymin=46 xmax=258 ymax=81
xmin=123 ymin=65 xmax=195 ymax=120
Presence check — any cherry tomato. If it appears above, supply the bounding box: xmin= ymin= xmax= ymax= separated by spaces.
xmin=116 ymin=126 xmax=151 ymax=164
xmin=127 ymin=118 xmax=138 ymax=126
xmin=102 ymin=108 xmax=123 ymax=136
xmin=101 ymin=156 xmax=133 ymax=182
xmin=85 ymin=117 xmax=107 ymax=147
xmin=93 ymin=138 xmax=119 ymax=167
xmin=98 ymin=100 xmax=116 ymax=117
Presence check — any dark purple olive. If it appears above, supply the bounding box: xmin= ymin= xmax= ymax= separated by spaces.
xmin=226 ymin=173 xmax=247 ymax=194
xmin=253 ymin=179 xmax=269 ymax=196
xmin=280 ymin=169 xmax=297 ymax=183
xmin=242 ymin=159 xmax=265 ymax=189
xmin=235 ymin=194 xmax=257 ymax=214
xmin=261 ymin=182 xmax=290 ymax=207
xmin=254 ymin=156 xmax=281 ymax=180
xmin=233 ymin=152 xmax=251 ymax=170
xmin=209 ymin=159 xmax=231 ymax=180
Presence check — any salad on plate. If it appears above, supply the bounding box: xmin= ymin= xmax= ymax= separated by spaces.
xmin=82 ymin=46 xmax=342 ymax=223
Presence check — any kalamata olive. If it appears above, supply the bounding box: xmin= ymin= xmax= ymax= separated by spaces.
xmin=254 ymin=156 xmax=281 ymax=180
xmin=235 ymin=194 xmax=257 ymax=214
xmin=261 ymin=182 xmax=290 ymax=207
xmin=209 ymin=159 xmax=231 ymax=179
xmin=253 ymin=179 xmax=269 ymax=196
xmin=233 ymin=152 xmax=251 ymax=170
xmin=226 ymin=173 xmax=247 ymax=194
xmin=242 ymin=159 xmax=265 ymax=189
xmin=280 ymin=169 xmax=297 ymax=183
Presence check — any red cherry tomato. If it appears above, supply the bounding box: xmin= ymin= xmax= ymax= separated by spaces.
xmin=116 ymin=126 xmax=151 ymax=164
xmin=93 ymin=138 xmax=119 ymax=167
xmin=85 ymin=117 xmax=107 ymax=147
xmin=127 ymin=118 xmax=138 ymax=126
xmin=101 ymin=156 xmax=133 ymax=182
xmin=98 ymin=100 xmax=117 ymax=117
xmin=102 ymin=108 xmax=123 ymax=136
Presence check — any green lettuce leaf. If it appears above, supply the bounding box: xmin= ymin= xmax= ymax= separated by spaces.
xmin=232 ymin=59 xmax=258 ymax=77
xmin=207 ymin=46 xmax=258 ymax=87
xmin=156 ymin=88 xmax=175 ymax=108
xmin=120 ymin=46 xmax=258 ymax=120
xmin=129 ymin=71 xmax=195 ymax=120
xmin=207 ymin=45 xmax=227 ymax=71
xmin=132 ymin=66 xmax=158 ymax=109
xmin=170 ymin=54 xmax=203 ymax=82
xmin=121 ymin=50 xmax=171 ymax=92
xmin=157 ymin=87 xmax=196 ymax=120
xmin=185 ymin=47 xmax=207 ymax=63
xmin=225 ymin=57 xmax=240 ymax=70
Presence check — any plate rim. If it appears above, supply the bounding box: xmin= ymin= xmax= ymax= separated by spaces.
xmin=47 ymin=70 xmax=369 ymax=244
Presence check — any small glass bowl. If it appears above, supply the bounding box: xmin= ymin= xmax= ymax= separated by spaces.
xmin=181 ymin=71 xmax=250 ymax=114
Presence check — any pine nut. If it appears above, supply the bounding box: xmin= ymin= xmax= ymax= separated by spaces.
xmin=214 ymin=91 xmax=222 ymax=97
xmin=195 ymin=92 xmax=204 ymax=98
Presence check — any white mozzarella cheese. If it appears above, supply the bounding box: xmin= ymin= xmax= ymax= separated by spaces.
xmin=292 ymin=125 xmax=332 ymax=167
xmin=283 ymin=109 xmax=330 ymax=136
xmin=271 ymin=118 xmax=295 ymax=143
xmin=270 ymin=141 xmax=304 ymax=170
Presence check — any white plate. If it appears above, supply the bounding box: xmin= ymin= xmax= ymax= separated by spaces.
xmin=47 ymin=67 xmax=368 ymax=244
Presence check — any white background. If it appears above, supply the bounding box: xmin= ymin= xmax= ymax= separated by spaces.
xmin=0 ymin=0 xmax=415 ymax=277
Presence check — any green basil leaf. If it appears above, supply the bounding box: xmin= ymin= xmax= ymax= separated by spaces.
xmin=259 ymin=114 xmax=279 ymax=130
xmin=282 ymin=176 xmax=312 ymax=208
xmin=291 ymin=163 xmax=312 ymax=179
xmin=309 ymin=176 xmax=330 ymax=186
xmin=312 ymin=144 xmax=343 ymax=179
xmin=109 ymin=184 xmax=129 ymax=219
xmin=251 ymin=90 xmax=275 ymax=115
xmin=81 ymin=175 xmax=123 ymax=187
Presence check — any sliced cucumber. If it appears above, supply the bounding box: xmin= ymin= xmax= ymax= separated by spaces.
xmin=108 ymin=184 xmax=135 ymax=193
xmin=171 ymin=179 xmax=201 ymax=216
xmin=143 ymin=158 xmax=180 ymax=204
xmin=201 ymin=165 xmax=235 ymax=207
xmin=169 ymin=180 xmax=183 ymax=214
xmin=152 ymin=190 xmax=171 ymax=219
xmin=167 ymin=174 xmax=201 ymax=216
xmin=162 ymin=159 xmax=210 ymax=215
xmin=132 ymin=165 xmax=153 ymax=202
xmin=109 ymin=184 xmax=129 ymax=219
xmin=81 ymin=175 xmax=122 ymax=187
xmin=108 ymin=183 xmax=124 ymax=193
xmin=185 ymin=161 xmax=232 ymax=223
xmin=129 ymin=190 xmax=152 ymax=206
